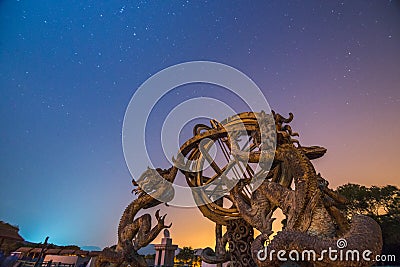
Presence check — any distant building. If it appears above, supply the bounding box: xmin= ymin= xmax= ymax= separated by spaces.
xmin=13 ymin=247 xmax=101 ymax=259
xmin=0 ymin=221 xmax=24 ymax=254
xmin=43 ymin=255 xmax=85 ymax=267
xmin=12 ymin=247 xmax=101 ymax=267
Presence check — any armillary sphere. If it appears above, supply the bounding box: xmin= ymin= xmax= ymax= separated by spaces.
xmin=175 ymin=111 xmax=284 ymax=225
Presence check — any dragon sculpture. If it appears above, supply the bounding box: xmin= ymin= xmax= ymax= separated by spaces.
xmin=99 ymin=110 xmax=382 ymax=267
xmin=248 ymin=112 xmax=382 ymax=267
xmin=95 ymin=167 xmax=177 ymax=267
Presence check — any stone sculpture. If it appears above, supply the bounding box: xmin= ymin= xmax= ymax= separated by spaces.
xmin=97 ymin=111 xmax=382 ymax=267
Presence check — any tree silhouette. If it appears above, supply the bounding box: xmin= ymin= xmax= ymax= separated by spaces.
xmin=337 ymin=183 xmax=400 ymax=265
xmin=176 ymin=246 xmax=194 ymax=265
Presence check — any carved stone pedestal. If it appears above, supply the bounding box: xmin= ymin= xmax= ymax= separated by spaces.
xmin=226 ymin=219 xmax=255 ymax=267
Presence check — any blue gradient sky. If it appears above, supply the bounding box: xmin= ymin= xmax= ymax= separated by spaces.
xmin=1 ymin=1 xmax=399 ymax=249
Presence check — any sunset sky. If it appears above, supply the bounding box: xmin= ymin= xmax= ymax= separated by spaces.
xmin=1 ymin=1 xmax=399 ymax=250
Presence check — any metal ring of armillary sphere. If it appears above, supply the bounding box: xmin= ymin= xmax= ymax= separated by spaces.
xmin=175 ymin=112 xmax=276 ymax=225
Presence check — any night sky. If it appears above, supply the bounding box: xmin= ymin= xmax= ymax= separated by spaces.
xmin=1 ymin=1 xmax=399 ymax=249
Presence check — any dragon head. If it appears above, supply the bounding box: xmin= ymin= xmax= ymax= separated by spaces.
xmin=132 ymin=167 xmax=175 ymax=204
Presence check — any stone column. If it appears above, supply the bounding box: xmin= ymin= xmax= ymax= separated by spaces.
xmin=154 ymin=230 xmax=178 ymax=267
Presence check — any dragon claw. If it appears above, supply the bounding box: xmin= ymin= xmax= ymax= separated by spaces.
xmin=155 ymin=209 xmax=161 ymax=219
xmin=154 ymin=210 xmax=171 ymax=228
